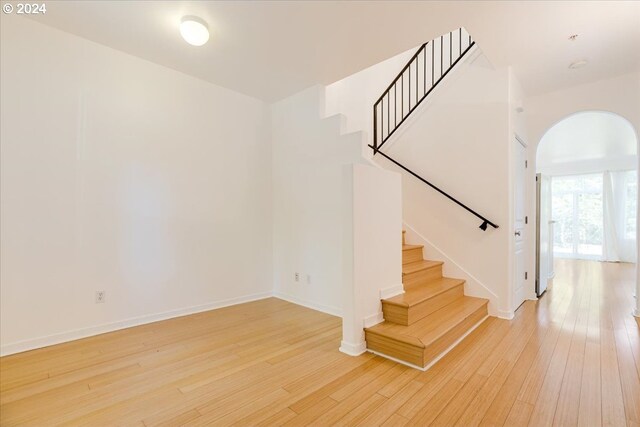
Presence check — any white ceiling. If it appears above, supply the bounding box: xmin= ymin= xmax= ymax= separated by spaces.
xmin=537 ymin=111 xmax=637 ymax=166
xmin=25 ymin=1 xmax=640 ymax=101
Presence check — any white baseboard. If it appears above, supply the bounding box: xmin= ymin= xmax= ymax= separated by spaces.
xmin=0 ymin=292 xmax=273 ymax=357
xmin=272 ymin=291 xmax=342 ymax=317
xmin=367 ymin=349 xmax=426 ymax=370
xmin=403 ymin=223 xmax=501 ymax=312
xmin=1 ymin=290 xmax=345 ymax=357
xmin=363 ymin=312 xmax=384 ymax=328
xmin=380 ymin=284 xmax=404 ymax=299
xmin=339 ymin=340 xmax=367 ymax=356
xmin=494 ymin=309 xmax=515 ymax=320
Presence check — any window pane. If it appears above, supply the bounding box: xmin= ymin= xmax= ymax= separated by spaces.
xmin=577 ymin=192 xmax=602 ymax=255
xmin=553 ymin=192 xmax=573 ymax=254
xmin=551 ymin=173 xmax=603 ymax=258
xmin=625 ymin=171 xmax=637 ymax=240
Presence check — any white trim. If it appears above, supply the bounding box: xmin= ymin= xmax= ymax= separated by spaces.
xmin=272 ymin=291 xmax=342 ymax=317
xmin=403 ymin=223 xmax=499 ymax=303
xmin=368 ymin=314 xmax=490 ymax=371
xmin=634 ymin=308 xmax=640 ymax=318
xmin=380 ymin=284 xmax=404 ymax=299
xmin=495 ymin=310 xmax=515 ymax=320
xmin=363 ymin=312 xmax=384 ymax=328
xmin=339 ymin=340 xmax=367 ymax=356
xmin=367 ymin=349 xmax=428 ymax=371
xmin=0 ymin=292 xmax=273 ymax=356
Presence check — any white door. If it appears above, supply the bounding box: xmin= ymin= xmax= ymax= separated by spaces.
xmin=514 ymin=136 xmax=527 ymax=309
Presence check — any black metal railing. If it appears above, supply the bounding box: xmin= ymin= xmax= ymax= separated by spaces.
xmin=370 ymin=28 xmax=499 ymax=231
xmin=373 ymin=28 xmax=475 ymax=152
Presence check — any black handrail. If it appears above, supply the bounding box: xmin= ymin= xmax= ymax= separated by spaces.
xmin=368 ymin=146 xmax=499 ymax=230
xmin=370 ymin=28 xmax=498 ymax=231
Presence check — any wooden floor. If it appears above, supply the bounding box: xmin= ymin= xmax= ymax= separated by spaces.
xmin=1 ymin=259 xmax=639 ymax=426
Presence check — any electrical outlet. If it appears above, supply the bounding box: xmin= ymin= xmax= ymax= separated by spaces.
xmin=95 ymin=291 xmax=106 ymax=303
xmin=294 ymin=272 xmax=300 ymax=282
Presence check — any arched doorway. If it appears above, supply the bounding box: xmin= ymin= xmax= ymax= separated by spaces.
xmin=535 ymin=111 xmax=638 ymax=305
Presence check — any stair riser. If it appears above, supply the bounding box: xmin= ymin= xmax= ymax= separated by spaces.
xmin=403 ymin=265 xmax=443 ymax=290
xmin=381 ymin=304 xmax=408 ymax=326
xmin=382 ymin=285 xmax=464 ymax=326
xmin=364 ymin=333 xmax=424 ymax=367
xmin=402 ymin=247 xmax=423 ymax=265
xmin=422 ymin=303 xmax=488 ymax=363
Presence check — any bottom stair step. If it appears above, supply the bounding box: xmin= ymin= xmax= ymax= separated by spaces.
xmin=365 ymin=296 xmax=488 ymax=369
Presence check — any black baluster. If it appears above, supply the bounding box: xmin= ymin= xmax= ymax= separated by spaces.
xmin=373 ymin=103 xmax=378 ymax=152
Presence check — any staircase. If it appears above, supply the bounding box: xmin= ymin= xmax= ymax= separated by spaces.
xmin=364 ymin=231 xmax=489 ymax=369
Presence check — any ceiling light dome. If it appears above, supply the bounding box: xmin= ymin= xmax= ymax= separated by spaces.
xmin=180 ymin=16 xmax=209 ymax=46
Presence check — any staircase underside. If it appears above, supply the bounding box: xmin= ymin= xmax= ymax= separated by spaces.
xmin=365 ymin=233 xmax=489 ymax=370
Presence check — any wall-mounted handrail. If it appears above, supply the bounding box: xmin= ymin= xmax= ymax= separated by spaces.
xmin=368 ymin=146 xmax=499 ymax=230
xmin=370 ymin=28 xmax=498 ymax=231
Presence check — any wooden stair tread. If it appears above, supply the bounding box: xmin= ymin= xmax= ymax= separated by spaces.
xmin=366 ymin=296 xmax=487 ymax=348
xmin=383 ymin=277 xmax=464 ymax=307
xmin=402 ymin=244 xmax=423 ymax=251
xmin=369 ymin=229 xmax=492 ymax=367
xmin=402 ymin=260 xmax=443 ymax=275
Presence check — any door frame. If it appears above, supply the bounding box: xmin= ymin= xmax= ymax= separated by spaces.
xmin=513 ymin=133 xmax=530 ymax=311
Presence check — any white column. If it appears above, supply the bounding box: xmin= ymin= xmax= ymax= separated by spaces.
xmin=635 ymin=157 xmax=640 ymax=318
xmin=635 ymin=268 xmax=639 ymax=317
xmin=340 ymin=164 xmax=403 ymax=355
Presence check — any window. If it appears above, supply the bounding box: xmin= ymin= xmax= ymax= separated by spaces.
xmin=552 ymin=174 xmax=603 ymax=258
xmin=624 ymin=170 xmax=637 ymax=240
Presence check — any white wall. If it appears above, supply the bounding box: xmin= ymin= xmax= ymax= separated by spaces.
xmin=525 ymin=73 xmax=640 ymax=148
xmin=524 ymin=72 xmax=640 ymax=317
xmin=0 ymin=18 xmax=272 ymax=355
xmin=270 ymin=86 xmax=366 ymax=316
xmin=341 ymin=164 xmax=402 ymax=356
xmin=374 ymin=50 xmax=515 ymax=317
xmin=537 ymin=111 xmax=637 ymax=176
xmin=325 ymin=47 xmax=416 ymax=135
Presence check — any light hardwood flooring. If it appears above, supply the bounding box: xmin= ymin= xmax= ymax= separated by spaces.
xmin=1 ymin=259 xmax=639 ymax=426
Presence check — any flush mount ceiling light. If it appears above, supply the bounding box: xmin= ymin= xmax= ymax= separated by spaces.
xmin=180 ymin=16 xmax=209 ymax=46
xmin=568 ymin=59 xmax=588 ymax=69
